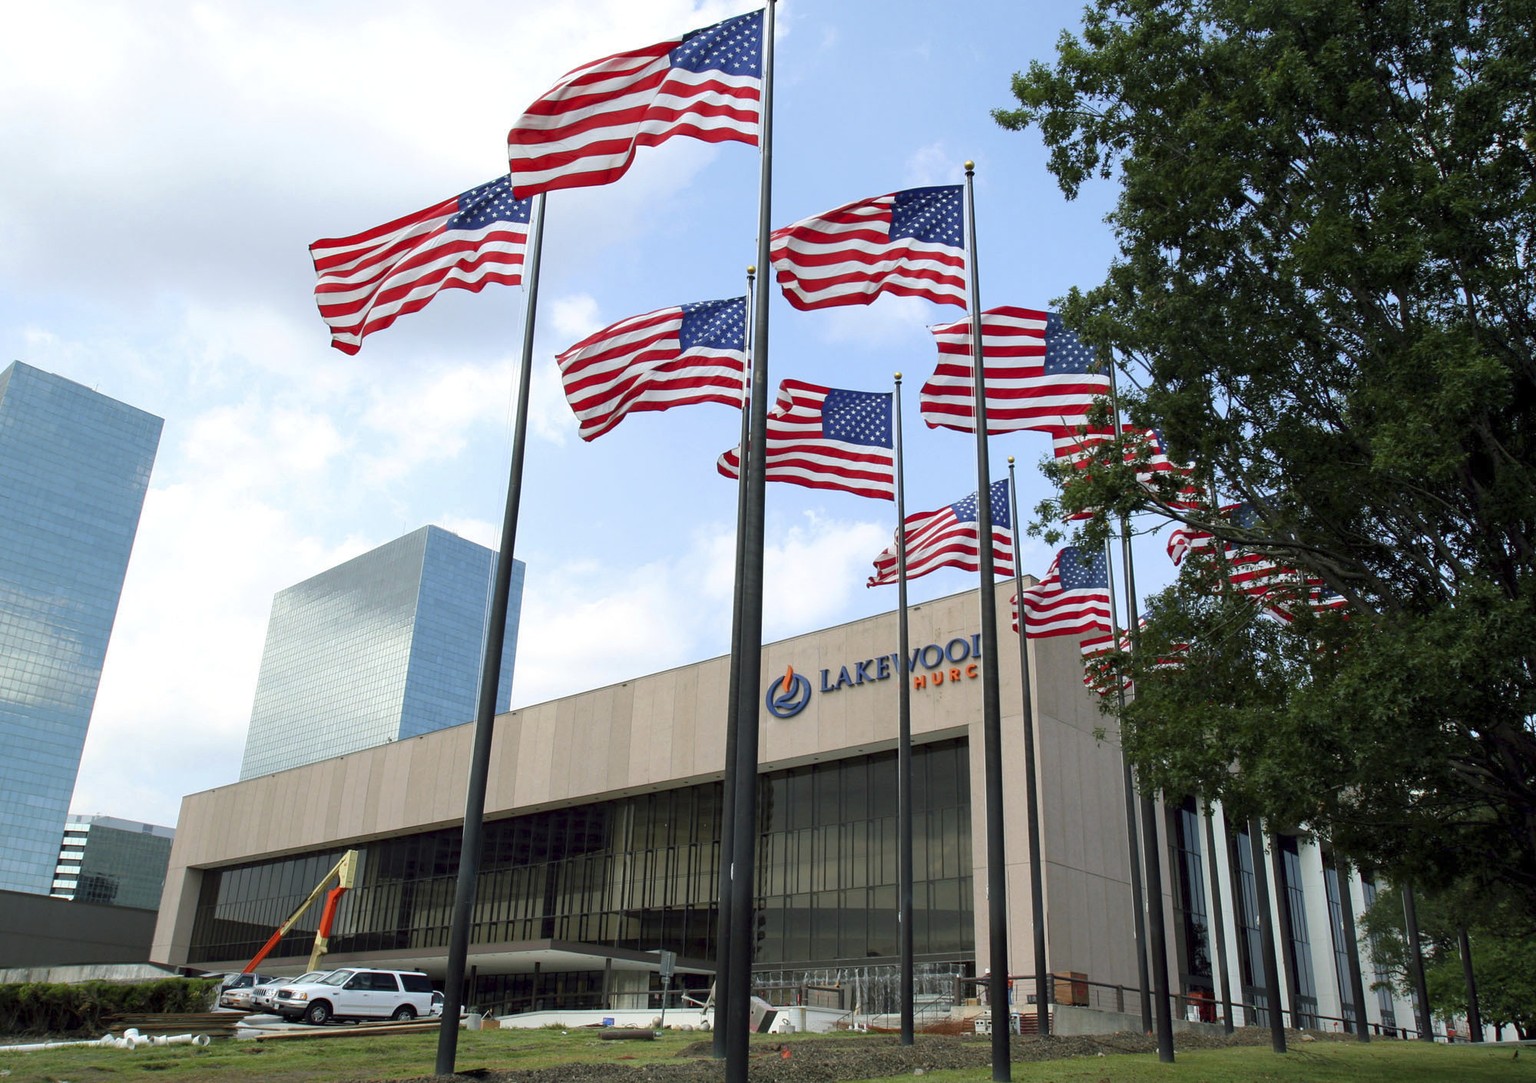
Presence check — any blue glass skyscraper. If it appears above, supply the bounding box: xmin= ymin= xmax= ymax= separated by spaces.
xmin=0 ymin=361 xmax=161 ymax=896
xmin=239 ymin=526 xmax=524 ymax=780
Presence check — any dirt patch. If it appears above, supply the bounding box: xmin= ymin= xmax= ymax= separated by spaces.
xmin=373 ymin=1027 xmax=1337 ymax=1082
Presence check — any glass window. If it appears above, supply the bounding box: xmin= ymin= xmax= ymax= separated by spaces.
xmin=189 ymin=741 xmax=973 ymax=981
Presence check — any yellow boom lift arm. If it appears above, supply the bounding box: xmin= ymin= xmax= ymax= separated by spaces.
xmin=242 ymin=849 xmax=358 ymax=973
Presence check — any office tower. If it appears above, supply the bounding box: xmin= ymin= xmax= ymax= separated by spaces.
xmin=52 ymin=814 xmax=175 ymax=910
xmin=0 ymin=361 xmax=162 ymax=896
xmin=238 ymin=525 xmax=524 ymax=780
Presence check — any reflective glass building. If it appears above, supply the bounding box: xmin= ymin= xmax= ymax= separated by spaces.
xmin=0 ymin=361 xmax=161 ymax=896
xmin=53 ymin=814 xmax=175 ymax=910
xmin=238 ymin=526 xmax=524 ymax=780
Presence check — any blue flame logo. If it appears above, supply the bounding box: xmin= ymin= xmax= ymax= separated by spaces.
xmin=765 ymin=666 xmax=812 ymax=719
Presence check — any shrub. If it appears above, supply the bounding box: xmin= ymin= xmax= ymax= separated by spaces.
xmin=0 ymin=977 xmax=219 ymax=1036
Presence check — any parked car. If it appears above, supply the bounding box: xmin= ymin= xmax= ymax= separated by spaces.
xmin=429 ymin=991 xmax=470 ymax=1018
xmin=217 ymin=972 xmax=276 ymax=1011
xmin=273 ymin=967 xmax=435 ymax=1025
xmin=252 ymin=970 xmax=333 ymax=1012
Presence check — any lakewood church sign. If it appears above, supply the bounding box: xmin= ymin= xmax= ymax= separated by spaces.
xmin=764 ymin=633 xmax=984 ymax=719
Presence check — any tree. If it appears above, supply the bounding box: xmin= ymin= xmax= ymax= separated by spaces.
xmin=995 ymin=0 xmax=1536 ymax=915
xmin=1360 ymin=881 xmax=1536 ymax=1038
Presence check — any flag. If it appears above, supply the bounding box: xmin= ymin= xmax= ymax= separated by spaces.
xmin=1016 ymin=545 xmax=1112 ymax=639
xmin=1122 ymin=426 xmax=1175 ymax=481
xmin=1079 ymin=630 xmax=1132 ymax=696
xmin=1048 ymin=424 xmax=1115 ymax=469
xmin=507 ymin=11 xmax=762 ymax=198
xmin=1166 ymin=523 xmax=1215 ymax=566
xmin=868 ymin=480 xmax=1013 ymax=587
xmin=718 ymin=380 xmax=894 ymax=500
xmin=1077 ymin=618 xmax=1188 ymax=697
xmin=1222 ymin=503 xmax=1293 ymax=601
xmin=556 ymin=296 xmax=747 ymax=441
xmin=768 ymin=186 xmax=966 ymax=310
xmin=919 ymin=308 xmax=1111 ymax=433
xmin=310 ymin=176 xmax=531 ymax=355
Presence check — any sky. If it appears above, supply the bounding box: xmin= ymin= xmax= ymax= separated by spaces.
xmin=0 ymin=0 xmax=1177 ymax=830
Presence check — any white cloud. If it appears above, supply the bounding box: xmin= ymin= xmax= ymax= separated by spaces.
xmin=803 ymin=294 xmax=936 ymax=348
xmin=359 ymin=360 xmax=517 ymax=482
xmin=762 ymin=512 xmax=891 ymax=636
xmin=74 ymin=481 xmax=368 ymax=825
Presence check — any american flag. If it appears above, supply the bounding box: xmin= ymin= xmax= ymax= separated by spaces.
xmin=1219 ymin=502 xmax=1351 ymax=621
xmin=1047 ymin=424 xmax=1175 ymax=522
xmin=1166 ymin=523 xmax=1216 ymax=566
xmin=868 ymin=480 xmax=1013 ymax=587
xmin=1015 ymin=545 xmax=1112 ymax=639
xmin=919 ymin=308 xmax=1111 ymax=434
xmin=310 ymin=176 xmax=530 ymax=355
xmin=507 ymin=11 xmax=762 ymax=198
xmin=1079 ymin=629 xmax=1132 ymax=696
xmin=718 ymin=380 xmax=894 ymax=500
xmin=769 ymin=186 xmax=966 ymax=310
xmin=1222 ymin=502 xmax=1294 ymax=601
xmin=1077 ymin=619 xmax=1189 ymax=697
xmin=556 ymin=297 xmax=747 ymax=441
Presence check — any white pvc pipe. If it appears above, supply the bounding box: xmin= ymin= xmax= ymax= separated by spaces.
xmin=0 ymin=1029 xmax=209 ymax=1053
xmin=0 ymin=1035 xmax=119 ymax=1053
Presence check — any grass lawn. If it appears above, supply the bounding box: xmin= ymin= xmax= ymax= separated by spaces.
xmin=891 ymin=1040 xmax=1534 ymax=1082
xmin=0 ymin=1026 xmax=1531 ymax=1083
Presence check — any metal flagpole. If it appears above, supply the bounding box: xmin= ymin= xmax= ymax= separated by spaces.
xmin=712 ymin=269 xmax=756 ymax=1058
xmin=1203 ymin=800 xmax=1235 ymax=1034
xmin=1268 ymin=832 xmax=1303 ymax=1031
xmin=1248 ymin=820 xmax=1287 ymax=1052
xmin=725 ymin=4 xmax=774 ymax=1078
xmin=1457 ymin=926 xmax=1483 ymax=1041
xmin=1333 ymin=850 xmax=1369 ymax=1041
xmin=1006 ymin=458 xmax=1049 ymax=1036
xmin=435 ymin=191 xmax=547 ymax=1077
xmin=893 ymin=375 xmax=915 ymax=1046
xmin=1104 ymin=365 xmax=1174 ymax=1063
xmin=961 ymin=161 xmax=1011 ymax=1083
xmin=1402 ymin=884 xmax=1434 ymax=1042
xmin=1101 ymin=534 xmax=1151 ymax=1033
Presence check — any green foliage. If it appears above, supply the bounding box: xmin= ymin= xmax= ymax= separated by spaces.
xmin=1360 ymin=882 xmax=1536 ymax=1037
xmin=0 ymin=977 xmax=218 ymax=1036
xmin=997 ymin=0 xmax=1536 ymax=916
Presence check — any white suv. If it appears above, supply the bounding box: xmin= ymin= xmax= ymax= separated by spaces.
xmin=273 ymin=968 xmax=435 ymax=1025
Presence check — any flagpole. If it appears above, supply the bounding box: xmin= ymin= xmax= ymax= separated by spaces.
xmin=712 ymin=269 xmax=756 ymax=1058
xmin=435 ymin=190 xmax=547 ymax=1077
xmin=726 ymin=4 xmax=774 ymax=1079
xmin=1101 ymin=535 xmax=1152 ymax=1034
xmin=1203 ymin=799 xmax=1235 ymax=1034
xmin=1005 ymin=459 xmax=1050 ymax=1037
xmin=961 ymin=161 xmax=1011 ymax=1083
xmin=893 ymin=374 xmax=914 ymax=1046
xmin=1107 ymin=369 xmax=1174 ymax=1063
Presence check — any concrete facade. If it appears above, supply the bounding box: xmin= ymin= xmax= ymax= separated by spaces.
xmin=156 ymin=582 xmax=1140 ymax=993
xmin=152 ymin=581 xmax=1418 ymax=1035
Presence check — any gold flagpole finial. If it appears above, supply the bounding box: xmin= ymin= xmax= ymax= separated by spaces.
xmin=964 ymin=159 xmax=975 ymax=172
xmin=747 ymin=265 xmax=756 ymax=275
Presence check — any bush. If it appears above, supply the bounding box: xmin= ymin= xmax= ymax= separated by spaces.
xmin=0 ymin=977 xmax=219 ymax=1036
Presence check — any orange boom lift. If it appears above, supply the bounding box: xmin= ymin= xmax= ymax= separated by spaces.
xmin=243 ymin=850 xmax=358 ymax=973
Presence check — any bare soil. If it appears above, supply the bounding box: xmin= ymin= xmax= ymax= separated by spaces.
xmin=378 ymin=1026 xmax=1336 ymax=1082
